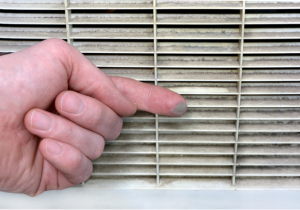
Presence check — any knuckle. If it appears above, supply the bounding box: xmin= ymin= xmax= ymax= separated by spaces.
xmin=116 ymin=117 xmax=123 ymax=136
xmin=83 ymin=163 xmax=93 ymax=182
xmin=108 ymin=116 xmax=123 ymax=141
xmin=69 ymin=152 xmax=83 ymax=173
xmin=76 ymin=161 xmax=93 ymax=184
xmin=90 ymin=82 xmax=104 ymax=99
xmin=43 ymin=38 xmax=68 ymax=50
xmin=61 ymin=125 xmax=77 ymax=144
xmin=91 ymin=136 xmax=105 ymax=160
xmin=70 ymin=160 xmax=93 ymax=185
xmin=40 ymin=38 xmax=73 ymax=77
xmin=91 ymin=105 xmax=105 ymax=127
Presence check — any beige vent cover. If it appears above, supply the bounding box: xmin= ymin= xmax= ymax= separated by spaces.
xmin=1 ymin=0 xmax=300 ymax=190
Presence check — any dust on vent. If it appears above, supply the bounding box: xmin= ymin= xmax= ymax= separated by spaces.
xmin=1 ymin=0 xmax=300 ymax=190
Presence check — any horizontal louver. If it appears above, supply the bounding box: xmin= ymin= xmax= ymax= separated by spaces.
xmin=1 ymin=0 xmax=300 ymax=190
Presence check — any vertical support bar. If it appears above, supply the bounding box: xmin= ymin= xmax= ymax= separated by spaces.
xmin=232 ymin=0 xmax=245 ymax=186
xmin=238 ymin=2 xmax=245 ymax=65
xmin=64 ymin=0 xmax=72 ymax=44
xmin=65 ymin=10 xmax=73 ymax=45
xmin=64 ymin=0 xmax=69 ymax=8
xmin=153 ymin=0 xmax=159 ymax=185
xmin=233 ymin=79 xmax=241 ymax=185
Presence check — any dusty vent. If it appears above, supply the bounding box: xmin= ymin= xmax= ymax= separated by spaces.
xmin=1 ymin=0 xmax=300 ymax=190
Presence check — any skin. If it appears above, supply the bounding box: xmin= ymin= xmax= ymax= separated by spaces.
xmin=0 ymin=38 xmax=187 ymax=196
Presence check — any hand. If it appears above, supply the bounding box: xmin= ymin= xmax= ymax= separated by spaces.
xmin=0 ymin=38 xmax=186 ymax=196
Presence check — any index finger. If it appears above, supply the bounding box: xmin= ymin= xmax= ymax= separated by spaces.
xmin=111 ymin=76 xmax=187 ymax=116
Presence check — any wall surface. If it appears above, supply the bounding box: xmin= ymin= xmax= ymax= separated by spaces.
xmin=1 ymin=189 xmax=300 ymax=209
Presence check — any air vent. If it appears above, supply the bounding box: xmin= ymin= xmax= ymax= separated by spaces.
xmin=1 ymin=0 xmax=300 ymax=190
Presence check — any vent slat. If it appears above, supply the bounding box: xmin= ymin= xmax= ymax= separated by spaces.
xmin=240 ymin=108 xmax=300 ymax=120
xmin=236 ymin=167 xmax=300 ymax=176
xmin=0 ymin=12 xmax=66 ymax=25
xmin=184 ymin=95 xmax=238 ymax=107
xmin=242 ymin=82 xmax=300 ymax=94
xmin=243 ymin=55 xmax=300 ymax=67
xmin=92 ymin=165 xmax=157 ymax=176
xmin=245 ymin=13 xmax=300 ymax=24
xmin=74 ymin=41 xmax=154 ymax=53
xmin=159 ymin=166 xmax=233 ymax=176
xmin=68 ymin=0 xmax=153 ymax=9
xmin=0 ymin=4 xmax=65 ymax=10
xmin=159 ymin=120 xmax=237 ymax=132
xmin=160 ymin=155 xmax=233 ymax=165
xmin=157 ymin=55 xmax=240 ymax=67
xmin=241 ymin=96 xmax=300 ymax=108
xmin=159 ymin=134 xmax=235 ymax=143
xmin=0 ymin=26 xmax=67 ymax=39
xmin=238 ymin=145 xmax=300 ymax=155
xmin=158 ymin=69 xmax=239 ymax=81
xmin=159 ymin=145 xmax=234 ymax=154
xmin=157 ymin=14 xmax=242 ymax=25
xmin=0 ymin=40 xmax=39 ymax=52
xmin=246 ymin=1 xmax=300 ymax=9
xmin=86 ymin=55 xmax=154 ymax=67
xmin=239 ymin=120 xmax=300 ymax=132
xmin=243 ymin=42 xmax=300 ymax=53
xmin=160 ymin=108 xmax=237 ymax=120
xmin=242 ymin=69 xmax=300 ymax=81
xmin=157 ymin=27 xmax=241 ymax=39
xmin=0 ymin=0 xmax=65 ymax=10
xmin=70 ymin=13 xmax=154 ymax=24
xmin=238 ymin=133 xmax=300 ymax=144
xmin=237 ymin=156 xmax=300 ymax=166
xmin=244 ymin=27 xmax=300 ymax=39
xmin=157 ymin=42 xmax=240 ymax=54
xmin=156 ymin=0 xmax=242 ymax=9
xmin=160 ymin=82 xmax=238 ymax=95
xmin=93 ymin=155 xmax=156 ymax=165
xmin=71 ymin=27 xmax=154 ymax=39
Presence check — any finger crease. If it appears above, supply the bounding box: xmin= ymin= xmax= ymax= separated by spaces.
xmin=91 ymin=82 xmax=104 ymax=99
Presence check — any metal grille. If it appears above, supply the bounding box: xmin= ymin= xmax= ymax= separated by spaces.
xmin=1 ymin=0 xmax=300 ymax=190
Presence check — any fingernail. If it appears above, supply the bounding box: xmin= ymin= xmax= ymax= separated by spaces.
xmin=46 ymin=140 xmax=64 ymax=156
xmin=31 ymin=110 xmax=54 ymax=131
xmin=61 ymin=92 xmax=85 ymax=114
xmin=170 ymin=102 xmax=187 ymax=116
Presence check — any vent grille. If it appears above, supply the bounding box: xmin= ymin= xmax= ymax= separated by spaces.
xmin=1 ymin=0 xmax=300 ymax=190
